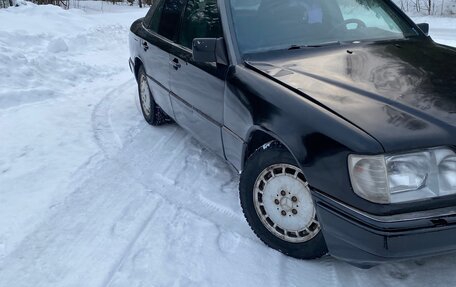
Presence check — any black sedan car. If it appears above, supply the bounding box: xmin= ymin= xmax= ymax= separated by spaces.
xmin=129 ymin=0 xmax=456 ymax=267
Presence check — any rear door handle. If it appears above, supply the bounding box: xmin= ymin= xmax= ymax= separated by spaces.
xmin=170 ymin=58 xmax=181 ymax=70
xmin=142 ymin=41 xmax=149 ymax=51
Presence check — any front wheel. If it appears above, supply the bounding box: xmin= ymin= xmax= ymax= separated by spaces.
xmin=239 ymin=142 xmax=327 ymax=259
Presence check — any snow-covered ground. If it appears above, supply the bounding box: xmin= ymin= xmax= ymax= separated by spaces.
xmin=0 ymin=2 xmax=455 ymax=287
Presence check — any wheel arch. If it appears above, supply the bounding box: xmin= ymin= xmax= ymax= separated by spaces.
xmin=134 ymin=57 xmax=144 ymax=80
xmin=242 ymin=127 xmax=303 ymax=173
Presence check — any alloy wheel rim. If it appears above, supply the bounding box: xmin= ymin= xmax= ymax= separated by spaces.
xmin=253 ymin=163 xmax=320 ymax=243
xmin=139 ymin=74 xmax=151 ymax=117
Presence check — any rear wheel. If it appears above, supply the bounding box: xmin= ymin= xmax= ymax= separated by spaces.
xmin=240 ymin=142 xmax=327 ymax=259
xmin=137 ymin=65 xmax=168 ymax=126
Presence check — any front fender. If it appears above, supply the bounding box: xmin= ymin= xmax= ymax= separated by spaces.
xmin=224 ymin=65 xmax=387 ymax=214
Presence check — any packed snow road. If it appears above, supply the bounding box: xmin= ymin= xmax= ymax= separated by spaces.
xmin=1 ymin=3 xmax=456 ymax=287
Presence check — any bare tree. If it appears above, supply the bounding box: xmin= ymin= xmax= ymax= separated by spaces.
xmin=1 ymin=0 xmax=11 ymax=8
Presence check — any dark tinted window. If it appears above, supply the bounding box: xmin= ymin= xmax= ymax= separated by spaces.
xmin=178 ymin=0 xmax=223 ymax=49
xmin=148 ymin=0 xmax=165 ymax=31
xmin=158 ymin=0 xmax=187 ymax=40
xmin=144 ymin=6 xmax=155 ymax=26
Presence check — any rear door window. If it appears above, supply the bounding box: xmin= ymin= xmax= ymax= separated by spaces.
xmin=178 ymin=0 xmax=223 ymax=49
xmin=144 ymin=0 xmax=165 ymax=32
xmin=158 ymin=0 xmax=187 ymax=40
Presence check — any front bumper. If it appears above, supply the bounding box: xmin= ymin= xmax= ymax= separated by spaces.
xmin=312 ymin=191 xmax=456 ymax=268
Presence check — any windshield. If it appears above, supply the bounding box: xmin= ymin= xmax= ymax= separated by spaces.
xmin=229 ymin=0 xmax=419 ymax=54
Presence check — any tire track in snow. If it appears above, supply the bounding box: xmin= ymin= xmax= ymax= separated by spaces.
xmin=48 ymin=77 xmax=141 ymax=212
xmin=135 ymin=134 xmax=247 ymax=228
xmin=99 ymin=123 xmax=340 ymax=286
xmin=144 ymin=173 xmax=249 ymax=236
xmin=93 ymin=86 xmax=232 ymax=210
xmin=103 ymin=192 xmax=278 ymax=287
xmin=103 ymin=198 xmax=209 ymax=287
xmin=0 ymin=91 xmax=181 ymax=287
xmin=116 ymin=130 xmax=253 ymax=238
xmin=0 ymin=165 xmax=163 ymax=287
xmin=91 ymin=78 xmax=134 ymax=158
xmin=99 ymin=196 xmax=162 ymax=287
xmin=276 ymin=250 xmax=339 ymax=287
xmin=196 ymin=193 xmax=244 ymax=222
xmin=116 ymin=126 xmax=342 ymax=286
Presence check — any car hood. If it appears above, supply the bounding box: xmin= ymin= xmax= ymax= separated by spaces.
xmin=246 ymin=39 xmax=456 ymax=152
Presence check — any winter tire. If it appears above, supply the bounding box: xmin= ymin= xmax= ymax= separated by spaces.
xmin=240 ymin=141 xmax=327 ymax=259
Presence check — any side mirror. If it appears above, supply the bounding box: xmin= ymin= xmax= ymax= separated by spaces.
xmin=192 ymin=37 xmax=229 ymax=65
xmin=417 ymin=23 xmax=429 ymax=36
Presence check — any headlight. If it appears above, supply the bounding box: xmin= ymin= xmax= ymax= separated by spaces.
xmin=439 ymin=153 xmax=456 ymax=194
xmin=348 ymin=147 xmax=456 ymax=204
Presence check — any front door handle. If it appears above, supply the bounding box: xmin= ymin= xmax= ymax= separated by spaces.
xmin=170 ymin=58 xmax=181 ymax=70
xmin=142 ymin=41 xmax=149 ymax=51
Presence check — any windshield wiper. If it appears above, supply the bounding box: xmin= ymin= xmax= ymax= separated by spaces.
xmin=288 ymin=41 xmax=341 ymax=50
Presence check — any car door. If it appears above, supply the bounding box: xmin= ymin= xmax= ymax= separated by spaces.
xmin=139 ymin=0 xmax=187 ymax=118
xmin=169 ymin=0 xmax=227 ymax=156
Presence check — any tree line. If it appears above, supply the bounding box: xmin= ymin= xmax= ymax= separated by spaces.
xmin=4 ymin=0 xmax=456 ymax=15
xmin=395 ymin=0 xmax=456 ymax=15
